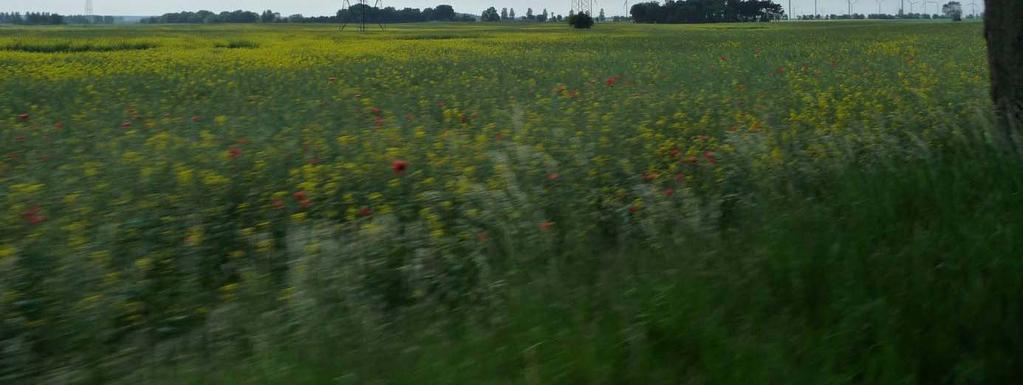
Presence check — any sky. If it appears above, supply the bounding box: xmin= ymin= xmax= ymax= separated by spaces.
xmin=2 ymin=0 xmax=985 ymax=18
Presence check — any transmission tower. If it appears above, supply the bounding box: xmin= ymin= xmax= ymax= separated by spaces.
xmin=85 ymin=0 xmax=94 ymax=23
xmin=340 ymin=0 xmax=384 ymax=32
xmin=572 ymin=0 xmax=594 ymax=16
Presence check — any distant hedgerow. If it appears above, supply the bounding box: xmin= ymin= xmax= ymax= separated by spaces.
xmin=2 ymin=40 xmax=156 ymax=53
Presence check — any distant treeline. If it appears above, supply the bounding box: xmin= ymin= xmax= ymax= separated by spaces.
xmin=795 ymin=13 xmax=979 ymax=20
xmin=0 ymin=12 xmax=117 ymax=25
xmin=630 ymin=0 xmax=784 ymax=23
xmin=141 ymin=4 xmax=474 ymax=24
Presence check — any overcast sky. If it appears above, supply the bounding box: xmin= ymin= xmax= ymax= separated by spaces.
xmin=2 ymin=0 xmax=984 ymax=17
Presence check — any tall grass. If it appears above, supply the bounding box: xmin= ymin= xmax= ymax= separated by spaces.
xmin=81 ymin=126 xmax=1019 ymax=385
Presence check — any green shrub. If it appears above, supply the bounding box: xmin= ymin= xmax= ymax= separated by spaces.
xmin=568 ymin=13 xmax=595 ymax=29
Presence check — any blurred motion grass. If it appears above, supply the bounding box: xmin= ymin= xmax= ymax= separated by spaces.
xmin=1 ymin=21 xmax=1019 ymax=384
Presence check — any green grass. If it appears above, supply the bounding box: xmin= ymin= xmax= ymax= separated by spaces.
xmin=134 ymin=130 xmax=1023 ymax=385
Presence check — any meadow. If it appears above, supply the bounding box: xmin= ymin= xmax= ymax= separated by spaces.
xmin=1 ymin=21 xmax=1020 ymax=384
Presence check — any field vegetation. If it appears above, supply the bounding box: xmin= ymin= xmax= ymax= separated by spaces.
xmin=1 ymin=21 xmax=1020 ymax=384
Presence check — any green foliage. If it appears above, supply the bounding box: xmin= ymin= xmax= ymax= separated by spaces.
xmin=2 ymin=40 xmax=156 ymax=53
xmin=481 ymin=7 xmax=501 ymax=22
xmin=569 ymin=12 xmax=595 ymax=29
xmin=213 ymin=40 xmax=259 ymax=49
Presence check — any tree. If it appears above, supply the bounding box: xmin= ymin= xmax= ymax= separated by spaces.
xmin=942 ymin=1 xmax=963 ymax=20
xmin=510 ymin=8 xmax=516 ymax=20
xmin=434 ymin=5 xmax=455 ymax=20
xmin=482 ymin=7 xmax=501 ymax=21
xmin=260 ymin=10 xmax=277 ymax=23
xmin=541 ymin=8 xmax=549 ymax=22
xmin=527 ymin=8 xmax=534 ymax=20
xmin=985 ymin=0 xmax=1023 ymax=144
xmin=599 ymin=8 xmax=606 ymax=21
xmin=501 ymin=8 xmax=508 ymax=20
xmin=568 ymin=12 xmax=594 ymax=28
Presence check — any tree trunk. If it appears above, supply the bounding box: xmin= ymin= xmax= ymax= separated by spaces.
xmin=984 ymin=0 xmax=1023 ymax=145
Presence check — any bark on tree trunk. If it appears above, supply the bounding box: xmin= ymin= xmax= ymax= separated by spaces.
xmin=984 ymin=0 xmax=1023 ymax=145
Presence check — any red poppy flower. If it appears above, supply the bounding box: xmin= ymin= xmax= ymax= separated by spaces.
xmin=272 ymin=198 xmax=285 ymax=209
xmin=628 ymin=205 xmax=640 ymax=214
xmin=605 ymin=76 xmax=620 ymax=87
xmin=547 ymin=173 xmax=560 ymax=181
xmin=539 ymin=221 xmax=554 ymax=231
xmin=719 ymin=55 xmax=728 ymax=62
xmin=391 ymin=159 xmax=409 ymax=174
xmin=22 ymin=206 xmax=45 ymax=225
xmin=675 ymin=172 xmax=686 ymax=184
xmin=357 ymin=207 xmax=373 ymax=218
xmin=191 ymin=115 xmax=202 ymax=122
xmin=228 ymin=147 xmax=242 ymax=159
xmin=292 ymin=191 xmax=310 ymax=208
xmin=371 ymin=107 xmax=382 ymax=116
xmin=703 ymin=151 xmax=717 ymax=165
xmin=53 ymin=121 xmax=64 ymax=130
xmin=17 ymin=113 xmax=29 ymax=122
xmin=663 ymin=188 xmax=675 ymax=197
xmin=121 ymin=121 xmax=132 ymax=129
xmin=643 ymin=172 xmax=658 ymax=182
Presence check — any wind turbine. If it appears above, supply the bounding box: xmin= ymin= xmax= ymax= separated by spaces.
xmin=876 ymin=0 xmax=883 ymax=14
xmin=909 ymin=0 xmax=919 ymax=14
xmin=848 ymin=0 xmax=859 ymax=17
xmin=968 ymin=0 xmax=977 ymax=17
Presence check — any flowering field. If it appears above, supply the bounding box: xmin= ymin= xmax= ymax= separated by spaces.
xmin=2 ymin=21 xmax=1020 ymax=384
